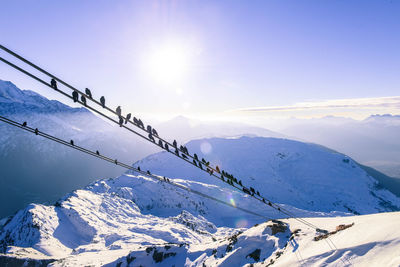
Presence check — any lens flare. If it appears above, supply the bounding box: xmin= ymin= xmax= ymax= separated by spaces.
xmin=235 ymin=218 xmax=249 ymax=228
xmin=200 ymin=141 xmax=212 ymax=154
xmin=229 ymin=197 xmax=236 ymax=207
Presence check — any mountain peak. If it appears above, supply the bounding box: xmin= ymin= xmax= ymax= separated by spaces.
xmin=365 ymin=114 xmax=400 ymax=119
xmin=0 ymin=79 xmax=89 ymax=114
xmin=0 ymin=80 xmax=26 ymax=101
xmin=363 ymin=114 xmax=400 ymax=125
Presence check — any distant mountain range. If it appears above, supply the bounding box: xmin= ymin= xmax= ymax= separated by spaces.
xmin=155 ymin=115 xmax=285 ymax=143
xmin=274 ymin=115 xmax=400 ymax=178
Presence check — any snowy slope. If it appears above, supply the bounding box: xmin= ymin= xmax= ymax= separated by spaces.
xmin=136 ymin=136 xmax=400 ymax=215
xmin=0 ymin=172 xmax=327 ymax=265
xmin=272 ymin=212 xmax=400 ymax=267
xmin=0 ymin=172 xmax=399 ymax=266
xmin=81 ymin=212 xmax=400 ymax=266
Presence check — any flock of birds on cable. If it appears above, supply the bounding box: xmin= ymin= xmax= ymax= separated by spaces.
xmin=49 ymin=78 xmax=268 ymax=204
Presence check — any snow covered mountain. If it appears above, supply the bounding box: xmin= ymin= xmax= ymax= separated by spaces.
xmin=136 ymin=136 xmax=400 ymax=215
xmin=0 ymin=172 xmax=399 ymax=266
xmin=0 ymin=172 xmax=318 ymax=264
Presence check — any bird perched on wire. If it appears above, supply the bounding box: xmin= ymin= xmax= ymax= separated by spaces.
xmin=148 ymin=133 xmax=155 ymax=142
xmin=85 ymin=88 xmax=92 ymax=99
xmin=116 ymin=106 xmax=122 ymax=116
xmin=50 ymin=78 xmax=57 ymax=89
xmin=100 ymin=96 xmax=106 ymax=108
xmin=81 ymin=95 xmax=87 ymax=106
xmin=125 ymin=113 xmax=131 ymax=124
xmin=138 ymin=119 xmax=144 ymax=129
xmin=72 ymin=91 xmax=79 ymax=102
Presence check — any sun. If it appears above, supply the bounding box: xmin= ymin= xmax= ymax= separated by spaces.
xmin=146 ymin=42 xmax=189 ymax=84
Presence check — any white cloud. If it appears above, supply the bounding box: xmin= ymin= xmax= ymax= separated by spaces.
xmin=234 ymin=96 xmax=400 ymax=113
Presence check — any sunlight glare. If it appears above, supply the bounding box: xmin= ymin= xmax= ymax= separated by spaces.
xmin=147 ymin=42 xmax=189 ymax=84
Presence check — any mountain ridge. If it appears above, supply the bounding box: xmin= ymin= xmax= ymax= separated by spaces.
xmin=135 ymin=136 xmax=400 ymax=215
xmin=0 ymin=80 xmax=89 ymax=114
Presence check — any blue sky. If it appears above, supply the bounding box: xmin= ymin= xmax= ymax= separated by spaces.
xmin=1 ymin=0 xmax=399 ymax=120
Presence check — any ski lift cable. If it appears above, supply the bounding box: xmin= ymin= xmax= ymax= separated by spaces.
xmin=0 ymin=47 xmax=325 ymax=231
xmin=0 ymin=115 xmax=271 ymax=220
